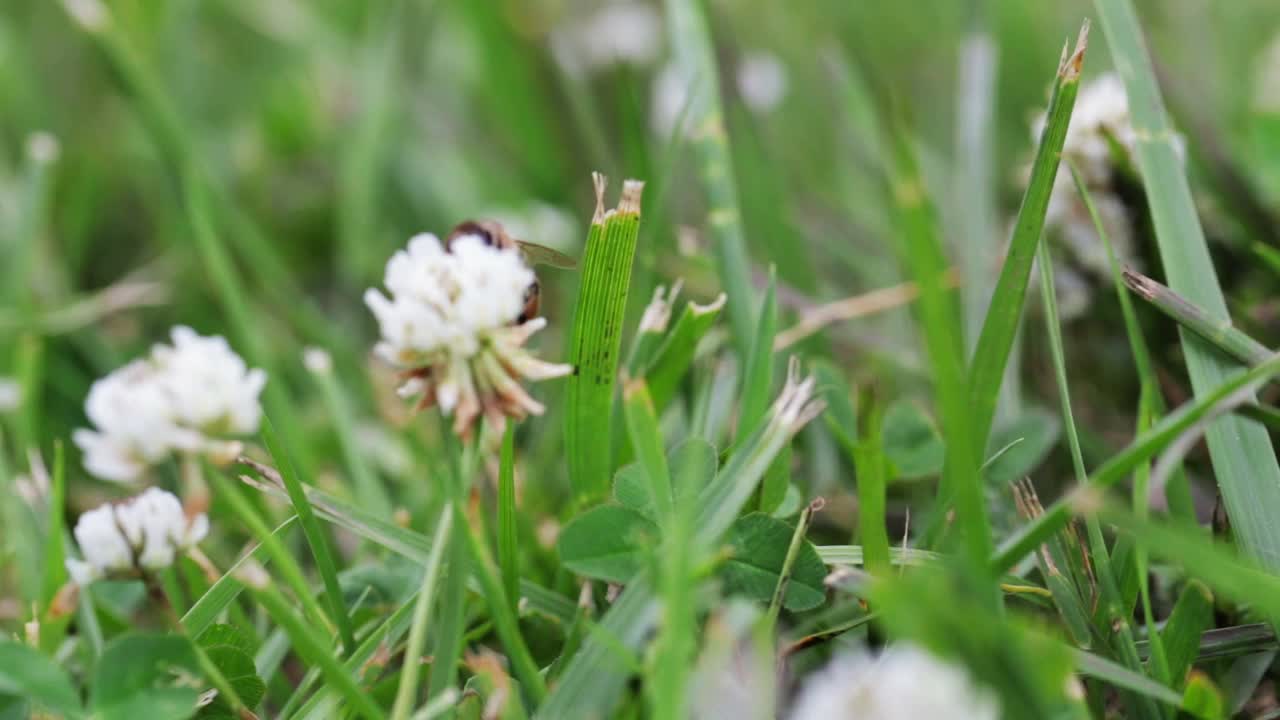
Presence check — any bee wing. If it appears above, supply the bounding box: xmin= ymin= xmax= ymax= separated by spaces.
xmin=516 ymin=241 xmax=578 ymax=270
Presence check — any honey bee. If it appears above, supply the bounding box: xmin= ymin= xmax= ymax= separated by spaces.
xmin=445 ymin=220 xmax=577 ymax=323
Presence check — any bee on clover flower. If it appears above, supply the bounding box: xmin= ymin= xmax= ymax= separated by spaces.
xmin=364 ymin=220 xmax=576 ymax=439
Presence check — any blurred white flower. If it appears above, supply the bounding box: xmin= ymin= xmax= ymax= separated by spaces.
xmin=365 ymin=233 xmax=571 ymax=438
xmin=65 ymin=487 xmax=209 ymax=586
xmin=1255 ymin=33 xmax=1280 ymax=113
xmin=73 ymin=327 xmax=266 ymax=482
xmin=151 ymin=326 xmax=267 ymax=436
xmin=26 ymin=132 xmax=60 ymax=165
xmin=303 ymin=346 xmax=333 ymax=375
xmin=551 ymin=1 xmax=662 ymax=77
xmin=650 ymin=62 xmax=694 ymax=138
xmin=736 ymin=53 xmax=788 ymax=114
xmin=790 ymin=645 xmax=999 ymax=720
xmin=0 ymin=377 xmax=20 ymax=413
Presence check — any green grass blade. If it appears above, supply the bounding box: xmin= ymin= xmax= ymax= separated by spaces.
xmin=889 ymin=129 xmax=990 ymax=569
xmin=426 ymin=518 xmax=469 ymax=710
xmin=239 ymin=467 xmax=575 ymax=624
xmin=1098 ymin=506 xmax=1280 ymax=626
xmin=1123 ymin=270 xmax=1272 ymax=366
xmin=390 ymin=507 xmax=452 ymax=720
xmin=737 ymin=270 xmax=777 ymax=441
xmin=565 ymin=176 xmax=644 ymax=500
xmin=498 ymin=423 xmax=519 ymax=614
xmin=662 ymin=0 xmax=755 ymax=358
xmin=240 ymin=569 xmax=386 ymax=720
xmin=955 ymin=14 xmax=999 ymax=351
xmin=458 ymin=504 xmax=549 ymax=705
xmin=1161 ymin=580 xmax=1214 ymax=689
xmin=1070 ymin=163 xmax=1195 ymax=522
xmin=208 ymin=470 xmax=334 ymax=640
xmin=39 ymin=443 xmax=66 ymax=607
xmin=1074 ymin=649 xmax=1182 ymax=707
xmin=336 ymin=3 xmax=403 ymax=286
xmin=261 ymin=419 xmax=356 ymax=652
xmin=308 ymin=350 xmax=393 ymax=520
xmin=535 ymin=576 xmax=658 ymax=719
xmin=180 ymin=516 xmax=299 ymax=636
xmin=853 ymin=401 xmax=891 ymax=576
xmin=993 ymin=352 xmax=1280 ymax=573
xmin=643 ymin=294 xmax=726 ymax=412
xmin=624 ymin=380 xmax=674 ymax=529
xmin=968 ymin=24 xmax=1087 ymax=454
xmin=1094 ymin=0 xmax=1280 ymax=576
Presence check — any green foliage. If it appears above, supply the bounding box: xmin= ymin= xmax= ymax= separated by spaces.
xmin=719 ymin=513 xmax=827 ymax=612
xmin=195 ymin=624 xmax=266 ymax=718
xmin=565 ymin=177 xmax=645 ymax=500
xmin=557 ymin=504 xmax=658 ymax=583
xmin=6 ymin=1 xmax=1280 ymax=717
xmin=91 ymin=634 xmax=201 ymax=720
xmin=882 ymin=399 xmax=945 ymax=479
xmin=0 ymin=641 xmax=82 ymax=719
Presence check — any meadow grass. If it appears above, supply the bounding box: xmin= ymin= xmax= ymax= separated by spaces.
xmin=4 ymin=1 xmax=1280 ymax=718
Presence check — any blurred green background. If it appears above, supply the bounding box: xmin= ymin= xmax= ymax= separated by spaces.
xmin=2 ymin=0 xmax=1280 ymax=519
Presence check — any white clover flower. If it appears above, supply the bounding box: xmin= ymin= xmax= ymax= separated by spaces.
xmin=365 ymin=233 xmax=571 ymax=438
xmin=550 ymin=1 xmax=662 ymax=77
xmin=736 ymin=53 xmax=788 ymax=114
xmin=151 ymin=326 xmax=267 ymax=436
xmin=789 ymin=644 xmax=999 ymax=720
xmin=65 ymin=487 xmax=209 ymax=586
xmin=73 ymin=327 xmax=266 ymax=482
xmin=651 ymin=62 xmax=694 ymax=138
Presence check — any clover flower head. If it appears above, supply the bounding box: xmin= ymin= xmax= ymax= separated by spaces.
xmin=736 ymin=53 xmax=789 ymax=114
xmin=550 ymin=1 xmax=662 ymax=78
xmin=790 ymin=644 xmax=999 ymax=720
xmin=73 ymin=327 xmax=266 ymax=482
xmin=365 ymin=232 xmax=571 ymax=439
xmin=0 ymin=376 xmax=21 ymax=413
xmin=65 ymin=487 xmax=209 ymax=586
xmin=151 ymin=326 xmax=267 ymax=436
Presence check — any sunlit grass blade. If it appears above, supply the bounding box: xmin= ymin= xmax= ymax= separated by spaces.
xmin=889 ymin=128 xmax=990 ymax=570
xmin=565 ymin=175 xmax=644 ymax=501
xmin=1094 ymin=0 xmax=1280 ymax=576
xmin=968 ymin=23 xmax=1088 ymax=454
xmin=993 ymin=352 xmax=1280 ymax=574
xmin=662 ymin=0 xmax=755 ymax=358
xmin=261 ymin=419 xmax=355 ymax=653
